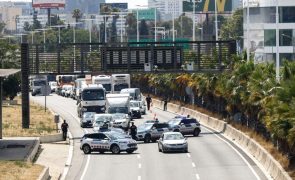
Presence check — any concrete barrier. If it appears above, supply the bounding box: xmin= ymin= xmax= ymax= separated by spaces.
xmin=25 ymin=138 xmax=40 ymax=162
xmin=39 ymin=133 xmax=63 ymax=143
xmin=153 ymin=97 xmax=292 ymax=180
xmin=37 ymin=167 xmax=49 ymax=180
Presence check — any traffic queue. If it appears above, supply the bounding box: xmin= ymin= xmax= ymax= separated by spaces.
xmin=48 ymin=73 xmax=201 ymax=154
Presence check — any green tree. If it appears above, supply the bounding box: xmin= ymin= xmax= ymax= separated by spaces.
xmin=139 ymin=19 xmax=149 ymax=37
xmin=3 ymin=75 xmax=20 ymax=100
xmin=23 ymin=21 xmax=32 ymax=31
xmin=72 ymin=9 xmax=82 ymax=23
xmin=125 ymin=13 xmax=137 ymax=39
xmin=220 ymin=9 xmax=243 ymax=41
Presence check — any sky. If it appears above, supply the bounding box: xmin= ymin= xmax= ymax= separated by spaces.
xmin=0 ymin=0 xmax=148 ymax=10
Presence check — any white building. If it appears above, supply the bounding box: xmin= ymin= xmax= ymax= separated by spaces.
xmin=148 ymin=0 xmax=184 ymax=21
xmin=243 ymin=0 xmax=295 ymax=63
xmin=17 ymin=14 xmax=67 ymax=32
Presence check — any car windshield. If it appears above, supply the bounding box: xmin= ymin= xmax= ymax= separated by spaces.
xmin=114 ymin=83 xmax=129 ymax=92
xmin=33 ymin=80 xmax=47 ymax=86
xmin=108 ymin=107 xmax=128 ymax=114
xmin=82 ymin=89 xmax=105 ymax=101
xmin=112 ymin=113 xmax=126 ymax=120
xmin=130 ymin=102 xmax=139 ymax=107
xmin=138 ymin=123 xmax=153 ymax=131
xmin=164 ymin=134 xmax=184 ymax=140
xmin=168 ymin=119 xmax=181 ymax=126
xmin=83 ymin=113 xmax=94 ymax=118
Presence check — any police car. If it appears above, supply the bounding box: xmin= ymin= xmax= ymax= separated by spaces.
xmin=167 ymin=116 xmax=201 ymax=136
xmin=80 ymin=131 xmax=137 ymax=154
xmin=136 ymin=122 xmax=171 ymax=143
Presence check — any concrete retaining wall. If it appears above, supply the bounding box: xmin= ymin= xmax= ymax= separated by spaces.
xmin=152 ymin=99 xmax=292 ymax=180
xmin=25 ymin=138 xmax=40 ymax=162
xmin=37 ymin=167 xmax=49 ymax=180
xmin=39 ymin=133 xmax=63 ymax=143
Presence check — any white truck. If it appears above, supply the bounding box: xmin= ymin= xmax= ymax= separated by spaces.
xmin=74 ymin=78 xmax=86 ymax=100
xmin=111 ymin=74 xmax=130 ymax=94
xmin=106 ymin=94 xmax=131 ymax=130
xmin=30 ymin=75 xmax=48 ymax=96
xmin=77 ymin=84 xmax=106 ymax=117
xmin=92 ymin=75 xmax=112 ymax=93
xmin=106 ymin=94 xmax=131 ymax=115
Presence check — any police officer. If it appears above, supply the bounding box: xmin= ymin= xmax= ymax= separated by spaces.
xmin=129 ymin=122 xmax=137 ymax=140
xmin=61 ymin=120 xmax=69 ymax=141
xmin=146 ymin=94 xmax=152 ymax=111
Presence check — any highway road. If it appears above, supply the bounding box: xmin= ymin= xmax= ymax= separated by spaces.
xmin=31 ymin=94 xmax=269 ymax=180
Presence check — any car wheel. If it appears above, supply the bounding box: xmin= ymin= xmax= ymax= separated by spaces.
xmin=183 ymin=148 xmax=188 ymax=153
xmin=144 ymin=134 xmax=151 ymax=143
xmin=111 ymin=145 xmax=120 ymax=154
xmin=80 ymin=123 xmax=85 ymax=128
xmin=193 ymin=129 xmax=200 ymax=137
xmin=82 ymin=145 xmax=91 ymax=154
xmin=126 ymin=150 xmax=134 ymax=154
xmin=151 ymin=139 xmax=157 ymax=143
xmin=162 ymin=147 xmax=166 ymax=153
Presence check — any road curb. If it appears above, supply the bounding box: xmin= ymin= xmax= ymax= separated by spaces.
xmin=25 ymin=138 xmax=40 ymax=162
xmin=37 ymin=166 xmax=49 ymax=180
xmin=152 ymin=99 xmax=292 ymax=180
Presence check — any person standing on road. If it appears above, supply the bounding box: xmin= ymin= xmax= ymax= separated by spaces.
xmin=163 ymin=96 xmax=168 ymax=111
xmin=129 ymin=122 xmax=137 ymax=140
xmin=61 ymin=120 xmax=69 ymax=141
xmin=146 ymin=94 xmax=152 ymax=111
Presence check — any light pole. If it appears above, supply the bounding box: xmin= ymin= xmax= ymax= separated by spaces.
xmin=172 ymin=0 xmax=175 ymax=42
xmin=193 ymin=0 xmax=196 ymax=41
xmin=155 ymin=7 xmax=157 ymax=42
xmin=14 ymin=33 xmax=27 ymax=44
xmin=214 ymin=0 xmax=218 ymax=41
xmin=198 ymin=27 xmax=203 ymax=41
xmin=136 ymin=5 xmax=148 ymax=42
xmin=246 ymin=0 xmax=250 ymax=62
xmin=68 ymin=22 xmax=82 ymax=71
xmin=50 ymin=25 xmax=66 ymax=44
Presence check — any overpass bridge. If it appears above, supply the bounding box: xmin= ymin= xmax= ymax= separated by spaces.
xmin=20 ymin=40 xmax=236 ymax=128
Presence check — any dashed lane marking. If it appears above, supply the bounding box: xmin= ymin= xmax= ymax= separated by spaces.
xmin=187 ymin=153 xmax=191 ymax=158
xmin=137 ymin=155 xmax=141 ymax=159
xmin=138 ymin=176 xmax=141 ymax=180
xmin=138 ymin=163 xmax=141 ymax=169
xmin=195 ymin=174 xmax=200 ymax=180
xmin=192 ymin=162 xmax=196 ymax=168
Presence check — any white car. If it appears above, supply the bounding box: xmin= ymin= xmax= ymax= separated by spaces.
xmin=48 ymin=81 xmax=57 ymax=92
xmin=158 ymin=132 xmax=188 ymax=153
xmin=130 ymin=100 xmax=141 ymax=118
xmin=93 ymin=114 xmax=113 ymax=132
xmin=61 ymin=85 xmax=73 ymax=97
xmin=139 ymin=101 xmax=147 ymax=115
xmin=80 ymin=131 xmax=137 ymax=154
xmin=110 ymin=113 xmax=130 ymax=131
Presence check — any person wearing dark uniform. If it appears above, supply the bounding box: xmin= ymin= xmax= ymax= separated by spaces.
xmin=61 ymin=120 xmax=69 ymax=141
xmin=129 ymin=122 xmax=137 ymax=140
xmin=163 ymin=96 xmax=168 ymax=111
xmin=146 ymin=94 xmax=152 ymax=111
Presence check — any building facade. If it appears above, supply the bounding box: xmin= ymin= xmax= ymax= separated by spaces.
xmin=243 ymin=0 xmax=295 ymax=64
xmin=148 ymin=0 xmax=184 ymax=21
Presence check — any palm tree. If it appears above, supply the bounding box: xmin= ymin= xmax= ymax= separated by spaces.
xmin=72 ymin=9 xmax=82 ymax=23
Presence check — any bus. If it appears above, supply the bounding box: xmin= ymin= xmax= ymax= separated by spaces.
xmin=111 ymin=74 xmax=130 ymax=94
xmin=92 ymin=75 xmax=112 ymax=93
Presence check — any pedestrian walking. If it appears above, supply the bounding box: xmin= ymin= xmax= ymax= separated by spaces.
xmin=129 ymin=122 xmax=137 ymax=140
xmin=61 ymin=120 xmax=69 ymax=141
xmin=146 ymin=94 xmax=152 ymax=111
xmin=163 ymin=96 xmax=168 ymax=111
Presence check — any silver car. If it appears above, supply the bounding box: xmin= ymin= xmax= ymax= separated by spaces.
xmin=110 ymin=113 xmax=130 ymax=131
xmin=158 ymin=132 xmax=188 ymax=153
xmin=80 ymin=112 xmax=95 ymax=128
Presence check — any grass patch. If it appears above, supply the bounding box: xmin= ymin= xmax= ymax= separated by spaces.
xmin=3 ymin=97 xmax=57 ymax=137
xmin=0 ymin=161 xmax=44 ymax=180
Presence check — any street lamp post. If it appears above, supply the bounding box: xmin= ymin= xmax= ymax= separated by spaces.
xmin=198 ymin=27 xmax=203 ymax=41
xmin=50 ymin=25 xmax=66 ymax=44
xmin=214 ymin=0 xmax=218 ymax=41
xmin=246 ymin=0 xmax=250 ymax=62
xmin=172 ymin=0 xmax=175 ymax=42
xmin=193 ymin=0 xmax=196 ymax=41
xmin=155 ymin=8 xmax=157 ymax=42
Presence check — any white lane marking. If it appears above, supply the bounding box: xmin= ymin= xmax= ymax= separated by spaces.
xmin=138 ymin=163 xmax=142 ymax=169
xmin=137 ymin=155 xmax=141 ymax=159
xmin=187 ymin=153 xmax=191 ymax=158
xmin=138 ymin=176 xmax=141 ymax=180
xmin=79 ymin=155 xmax=90 ymax=180
xmin=60 ymin=131 xmax=74 ymax=180
xmin=192 ymin=162 xmax=196 ymax=168
xmin=195 ymin=174 xmax=200 ymax=180
xmin=202 ymin=126 xmax=261 ymax=180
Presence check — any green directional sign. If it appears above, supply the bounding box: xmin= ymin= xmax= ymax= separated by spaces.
xmin=183 ymin=0 xmax=232 ymax=12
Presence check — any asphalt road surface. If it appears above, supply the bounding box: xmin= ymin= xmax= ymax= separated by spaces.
xmin=31 ymin=94 xmax=269 ymax=180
